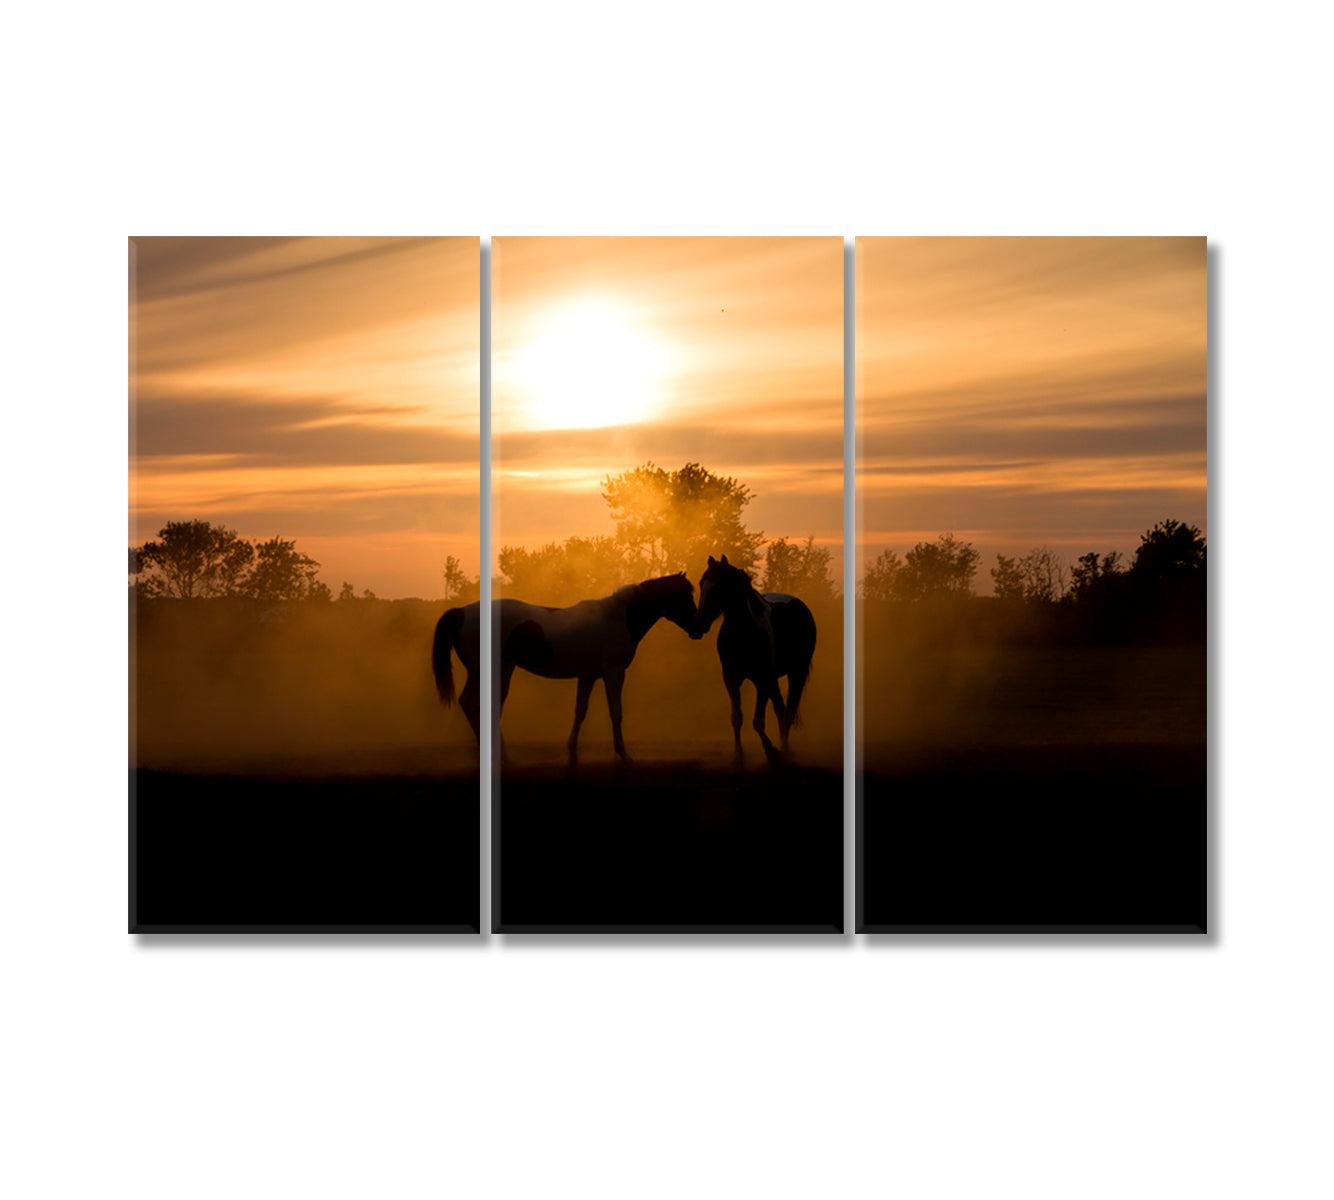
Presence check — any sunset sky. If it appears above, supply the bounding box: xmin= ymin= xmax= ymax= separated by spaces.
xmin=493 ymin=237 xmax=845 ymax=579
xmin=129 ymin=237 xmax=1203 ymax=600
xmin=858 ymin=237 xmax=1207 ymax=586
xmin=130 ymin=237 xmax=479 ymax=599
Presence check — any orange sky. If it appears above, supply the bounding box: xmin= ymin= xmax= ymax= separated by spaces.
xmin=130 ymin=237 xmax=479 ymax=599
xmin=858 ymin=237 xmax=1207 ymax=584
xmin=129 ymin=237 xmax=1201 ymax=599
xmin=493 ymin=237 xmax=845 ymax=581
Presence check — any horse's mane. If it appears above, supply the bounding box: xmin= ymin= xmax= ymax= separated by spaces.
xmin=704 ymin=559 xmax=755 ymax=591
xmin=612 ymin=572 xmax=695 ymax=604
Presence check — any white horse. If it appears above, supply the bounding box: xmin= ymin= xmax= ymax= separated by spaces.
xmin=433 ymin=574 xmax=697 ymax=761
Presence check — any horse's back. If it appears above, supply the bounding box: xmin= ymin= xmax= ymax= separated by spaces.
xmin=496 ymin=594 xmax=632 ymax=678
xmin=496 ymin=597 xmax=553 ymax=636
xmin=763 ymin=593 xmax=816 ymax=633
xmin=763 ymin=593 xmax=817 ymax=673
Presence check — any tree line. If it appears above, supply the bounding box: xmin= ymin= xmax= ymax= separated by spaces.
xmin=860 ymin=519 xmax=1206 ymax=643
xmin=131 ymin=520 xmax=399 ymax=604
xmin=131 ymin=521 xmax=334 ymax=602
xmin=130 ymin=464 xmax=840 ymax=608
xmin=860 ymin=519 xmax=1205 ymax=603
xmin=133 ymin=468 xmax=1201 ymax=625
xmin=130 ymin=463 xmax=844 ymax=609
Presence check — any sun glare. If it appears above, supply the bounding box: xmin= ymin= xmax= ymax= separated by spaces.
xmin=512 ymin=299 xmax=667 ymax=430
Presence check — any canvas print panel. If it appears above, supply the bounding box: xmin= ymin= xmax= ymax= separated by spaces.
xmin=856 ymin=237 xmax=1207 ymax=932
xmin=130 ymin=236 xmax=481 ymax=931
xmin=477 ymin=237 xmax=844 ymax=931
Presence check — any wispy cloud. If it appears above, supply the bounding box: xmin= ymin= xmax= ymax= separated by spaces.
xmin=858 ymin=237 xmax=1207 ymax=566
xmin=130 ymin=237 xmax=480 ymax=594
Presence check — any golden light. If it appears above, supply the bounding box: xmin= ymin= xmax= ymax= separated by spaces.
xmin=511 ymin=299 xmax=667 ymax=430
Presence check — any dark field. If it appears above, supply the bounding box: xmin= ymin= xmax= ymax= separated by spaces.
xmin=492 ymin=597 xmax=845 ymax=930
xmin=130 ymin=592 xmax=1203 ymax=933
xmin=859 ymin=621 xmax=1207 ymax=932
xmin=497 ymin=748 xmax=844 ymax=931
xmin=131 ymin=598 xmax=481 ymax=931
xmin=133 ymin=766 xmax=479 ymax=931
xmin=130 ymin=595 xmax=844 ymax=932
xmin=861 ymin=743 xmax=1203 ymax=930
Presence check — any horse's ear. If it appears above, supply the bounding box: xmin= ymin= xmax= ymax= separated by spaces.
xmin=721 ymin=554 xmax=729 ymax=565
xmin=708 ymin=555 xmax=716 ymax=566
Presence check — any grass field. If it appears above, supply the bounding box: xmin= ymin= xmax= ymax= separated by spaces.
xmin=859 ymin=638 xmax=1207 ymax=931
xmin=498 ymin=752 xmax=843 ymax=931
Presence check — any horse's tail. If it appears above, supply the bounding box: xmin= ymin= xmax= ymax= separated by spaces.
xmin=786 ymin=656 xmax=812 ymax=728
xmin=784 ymin=604 xmax=817 ymax=728
xmin=432 ymin=607 xmax=465 ymax=707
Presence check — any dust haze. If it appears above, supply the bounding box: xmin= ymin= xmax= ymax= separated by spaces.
xmin=131 ymin=589 xmax=844 ymax=776
xmin=856 ymin=591 xmax=1207 ymax=929
xmin=131 ymin=597 xmax=476 ymax=777
xmin=858 ymin=596 xmax=1206 ymax=768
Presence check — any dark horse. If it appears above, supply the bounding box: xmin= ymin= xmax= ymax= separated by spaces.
xmin=691 ymin=554 xmax=817 ymax=763
xmin=432 ymin=574 xmax=697 ymax=761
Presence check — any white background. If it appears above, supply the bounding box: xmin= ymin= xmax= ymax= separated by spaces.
xmin=5 ymin=3 xmax=1332 ymax=1197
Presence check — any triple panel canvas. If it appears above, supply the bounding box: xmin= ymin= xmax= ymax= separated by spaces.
xmin=130 ymin=237 xmax=481 ymax=931
xmin=129 ymin=236 xmax=1206 ymax=934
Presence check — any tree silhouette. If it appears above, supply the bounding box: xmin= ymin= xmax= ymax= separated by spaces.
xmin=442 ymin=555 xmax=480 ymax=604
xmin=134 ymin=520 xmax=255 ymax=599
xmin=602 ymin=462 xmax=764 ymax=575
xmin=991 ymin=546 xmax=1067 ymax=603
xmin=990 ymin=553 xmax=1025 ymax=602
xmin=860 ymin=548 xmax=902 ymax=602
xmin=1131 ymin=519 xmax=1206 ymax=583
xmin=902 ymin=534 xmax=980 ymax=600
xmin=858 ymin=519 xmax=1203 ymax=643
xmin=862 ymin=534 xmax=979 ymax=602
xmin=763 ymin=536 xmax=836 ymax=601
xmin=243 ymin=536 xmax=326 ymax=602
xmin=132 ymin=521 xmax=335 ymax=602
xmin=1068 ymin=550 xmax=1124 ymax=605
xmin=1124 ymin=519 xmax=1206 ymax=641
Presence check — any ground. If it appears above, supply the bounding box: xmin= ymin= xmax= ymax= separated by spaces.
xmin=497 ymin=745 xmax=844 ymax=931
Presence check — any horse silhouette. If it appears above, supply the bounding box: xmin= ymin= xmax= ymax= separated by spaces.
xmin=691 ymin=554 xmax=816 ymax=763
xmin=433 ymin=573 xmax=697 ymax=762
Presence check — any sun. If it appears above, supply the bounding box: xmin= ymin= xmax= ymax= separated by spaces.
xmin=512 ymin=299 xmax=667 ymax=430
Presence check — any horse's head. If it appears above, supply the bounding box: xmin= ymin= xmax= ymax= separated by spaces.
xmin=658 ymin=571 xmax=698 ymax=634
xmin=692 ymin=554 xmax=749 ymax=638
xmin=632 ymin=571 xmax=697 ymax=637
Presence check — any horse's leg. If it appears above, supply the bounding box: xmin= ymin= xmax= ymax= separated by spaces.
xmin=752 ymin=680 xmax=782 ymax=765
xmin=771 ymin=679 xmax=791 ymax=750
xmin=495 ymin=661 xmax=516 ymax=766
xmin=724 ymin=670 xmax=745 ymax=762
xmin=567 ymin=675 xmax=595 ymax=762
xmin=604 ymin=668 xmax=630 ymax=761
xmin=458 ymin=670 xmax=481 ymax=744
